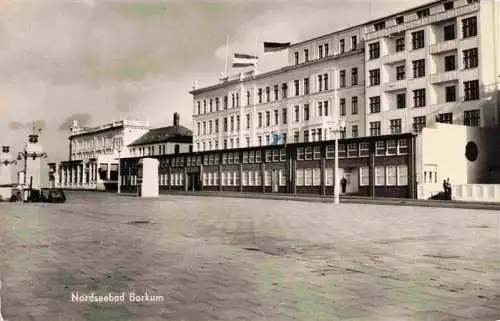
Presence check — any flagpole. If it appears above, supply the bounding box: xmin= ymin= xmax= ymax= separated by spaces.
xmin=254 ymin=35 xmax=258 ymax=76
xmin=224 ymin=35 xmax=229 ymax=77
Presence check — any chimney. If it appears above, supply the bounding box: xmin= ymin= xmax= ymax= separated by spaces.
xmin=173 ymin=112 xmax=180 ymax=126
xmin=2 ymin=146 xmax=9 ymax=153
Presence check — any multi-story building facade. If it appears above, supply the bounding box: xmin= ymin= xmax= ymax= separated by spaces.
xmin=191 ymin=0 xmax=499 ymax=148
xmin=364 ymin=0 xmax=499 ymax=136
xmin=50 ymin=119 xmax=151 ymax=190
xmin=191 ymin=25 xmax=366 ymax=152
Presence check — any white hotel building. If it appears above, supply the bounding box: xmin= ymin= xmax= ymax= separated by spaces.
xmin=191 ymin=0 xmax=500 ymax=151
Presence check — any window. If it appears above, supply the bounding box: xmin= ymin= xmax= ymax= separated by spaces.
xmin=437 ymin=113 xmax=453 ymax=124
xmin=351 ymin=97 xmax=358 ymax=114
xmin=318 ymin=101 xmax=323 ymax=116
xmin=417 ymin=8 xmax=429 ymax=18
xmin=413 ymin=89 xmax=426 ymax=107
xmin=397 ymin=93 xmax=406 ymax=109
xmin=397 ymin=165 xmax=408 ymax=185
xmin=304 ymin=49 xmax=309 ymax=62
xmin=313 ymin=146 xmax=321 ymax=160
xmin=272 ymin=149 xmax=279 ymax=162
xmin=338 ymin=70 xmax=346 ymax=88
xmin=324 ymin=101 xmax=329 ymax=116
xmin=412 ymin=30 xmax=425 ymax=50
xmin=396 ymin=65 xmax=405 ymax=80
xmin=396 ymin=16 xmax=404 ymax=24
xmin=245 ymin=114 xmax=250 ymax=129
xmin=360 ymin=166 xmax=369 ymax=186
xmin=304 ymin=104 xmax=310 ymax=121
xmin=375 ymin=166 xmax=386 ymax=186
xmin=351 ymin=36 xmax=357 ymax=50
xmin=351 ymin=125 xmax=359 ymax=138
xmin=318 ymin=75 xmax=323 ymax=91
xmin=398 ymin=139 xmax=408 ymax=155
xmin=444 ymin=24 xmax=456 ymax=41
xmin=463 ymin=48 xmax=478 ymax=69
xmin=265 ymin=87 xmax=270 ymax=102
xmin=374 ymin=21 xmax=385 ymax=31
xmin=282 ymin=108 xmax=287 ymax=124
xmin=294 ymin=52 xmax=299 ymax=65
xmin=274 ymin=109 xmax=279 ymax=125
xmin=347 ymin=143 xmax=358 ymax=158
xmin=375 ymin=141 xmax=386 ymax=156
xmin=304 ymin=78 xmax=310 ymax=95
xmin=294 ymin=131 xmax=299 ymax=143
xmin=245 ymin=92 xmax=250 ymax=106
xmin=444 ymin=55 xmax=456 ymax=72
xmin=282 ymin=83 xmax=288 ymax=98
xmin=257 ymin=136 xmax=262 ymax=146
xmin=248 ymin=171 xmax=254 ymax=186
xmin=369 ymin=69 xmax=380 ymax=86
xmin=265 ymin=111 xmax=270 ymax=126
xmin=258 ymin=113 xmax=262 ymax=127
xmin=351 ymin=68 xmax=358 ymax=85
xmin=390 ymin=119 xmax=402 ymax=134
xmin=304 ymin=130 xmax=309 ymax=143
xmin=395 ymin=38 xmax=405 ymax=52
xmin=370 ymin=121 xmax=381 ymax=136
xmin=223 ymin=117 xmax=228 ymax=132
xmin=324 ymin=43 xmax=329 ymax=56
xmin=412 ymin=59 xmax=425 ymax=78
xmin=413 ymin=116 xmax=426 ymax=132
xmin=297 ymin=147 xmax=304 ymax=160
xmin=369 ymin=96 xmax=381 ymax=113
xmin=444 ymin=1 xmax=454 ymax=10
xmin=294 ymin=80 xmax=300 ymax=96
xmin=265 ymin=135 xmax=270 ymax=145
xmin=258 ymin=89 xmax=262 ymax=103
xmin=319 ymin=44 xmax=323 ymax=58
xmin=296 ymin=169 xmax=304 ymax=186
xmin=445 ymin=86 xmax=456 ymax=102
xmin=369 ymin=42 xmax=380 ymax=59
xmin=386 ymin=166 xmax=397 ymax=186
xmin=387 ymin=140 xmax=397 ymax=155
xmin=265 ymin=150 xmax=272 ymax=162
xmin=340 ymin=98 xmax=346 ymax=116
xmin=464 ymin=109 xmax=480 ymax=127
xmin=462 ymin=17 xmax=477 ymax=38
xmin=230 ymin=116 xmax=234 ymax=131
xmin=323 ymin=73 xmax=329 ymax=90
xmin=279 ymin=169 xmax=287 ymax=186
xmin=464 ymin=80 xmax=479 ymax=101
xmin=274 ymin=85 xmax=279 ymax=100
xmin=255 ymin=151 xmax=261 ymax=163
xmin=313 ymin=168 xmax=321 ymax=186
xmin=340 ymin=39 xmax=345 ymax=53
xmin=280 ymin=149 xmax=286 ymax=161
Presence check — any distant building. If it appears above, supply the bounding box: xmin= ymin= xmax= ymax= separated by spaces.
xmin=48 ymin=113 xmax=193 ymax=190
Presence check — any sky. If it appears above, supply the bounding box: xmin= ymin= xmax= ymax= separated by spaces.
xmin=0 ymin=0 xmax=428 ymax=162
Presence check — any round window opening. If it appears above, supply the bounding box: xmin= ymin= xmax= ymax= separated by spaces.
xmin=465 ymin=141 xmax=478 ymax=162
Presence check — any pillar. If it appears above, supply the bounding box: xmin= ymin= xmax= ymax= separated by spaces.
xmin=61 ymin=167 xmax=66 ymax=187
xmin=369 ymin=141 xmax=376 ymax=198
xmin=76 ymin=165 xmax=81 ymax=187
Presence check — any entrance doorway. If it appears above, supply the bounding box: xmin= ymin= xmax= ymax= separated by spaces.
xmin=187 ymin=173 xmax=201 ymax=191
xmin=271 ymin=169 xmax=279 ymax=193
xmin=344 ymin=168 xmax=359 ymax=194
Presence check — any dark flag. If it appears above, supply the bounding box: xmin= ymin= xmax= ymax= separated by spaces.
xmin=232 ymin=53 xmax=258 ymax=68
xmin=264 ymin=42 xmax=291 ymax=53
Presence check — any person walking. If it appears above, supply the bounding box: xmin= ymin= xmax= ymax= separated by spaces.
xmin=445 ymin=178 xmax=452 ymax=200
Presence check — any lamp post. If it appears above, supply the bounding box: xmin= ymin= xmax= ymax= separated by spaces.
xmin=332 ymin=120 xmax=346 ymax=205
xmin=117 ymin=147 xmax=122 ymax=194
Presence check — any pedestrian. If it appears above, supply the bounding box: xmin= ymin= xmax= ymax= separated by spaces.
xmin=341 ymin=177 xmax=347 ymax=194
xmin=445 ymin=178 xmax=452 ymax=200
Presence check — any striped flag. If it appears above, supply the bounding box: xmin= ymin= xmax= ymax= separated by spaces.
xmin=264 ymin=42 xmax=290 ymax=53
xmin=232 ymin=53 xmax=258 ymax=68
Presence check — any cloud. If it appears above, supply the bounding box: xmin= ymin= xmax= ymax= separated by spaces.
xmin=58 ymin=113 xmax=92 ymax=131
xmin=8 ymin=120 xmax=46 ymax=131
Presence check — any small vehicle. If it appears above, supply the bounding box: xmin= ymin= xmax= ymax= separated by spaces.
xmin=40 ymin=188 xmax=67 ymax=203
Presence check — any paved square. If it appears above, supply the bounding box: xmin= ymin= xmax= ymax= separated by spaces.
xmin=1 ymin=192 xmax=499 ymax=320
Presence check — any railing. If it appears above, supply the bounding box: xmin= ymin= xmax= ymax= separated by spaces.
xmin=381 ymin=51 xmax=406 ymax=65
xmin=430 ymin=70 xmax=458 ymax=84
xmin=383 ymin=79 xmax=407 ymax=92
xmin=451 ymin=184 xmax=500 ymax=203
xmin=429 ymin=39 xmax=458 ymax=55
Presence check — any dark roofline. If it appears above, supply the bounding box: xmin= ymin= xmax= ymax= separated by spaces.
xmin=189 ymin=48 xmax=364 ymax=95
xmin=128 ymin=135 xmax=192 ymax=147
xmin=69 ymin=124 xmax=124 ymax=139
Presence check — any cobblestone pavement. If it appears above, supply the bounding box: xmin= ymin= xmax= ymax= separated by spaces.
xmin=1 ymin=192 xmax=499 ymax=321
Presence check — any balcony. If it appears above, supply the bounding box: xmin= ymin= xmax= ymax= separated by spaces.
xmin=365 ymin=2 xmax=479 ymax=40
xmin=430 ymin=70 xmax=458 ymax=84
xmin=381 ymin=51 xmax=406 ymax=65
xmin=429 ymin=39 xmax=458 ymax=55
xmin=383 ymin=79 xmax=407 ymax=92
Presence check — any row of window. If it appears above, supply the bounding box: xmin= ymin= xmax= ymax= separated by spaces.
xmin=369 ymin=80 xmax=479 ymax=113
xmin=360 ymin=165 xmax=409 ymax=186
xmin=202 ymin=170 xmax=288 ymax=187
xmin=370 ymin=109 xmax=480 ymax=135
xmin=293 ymin=36 xmax=359 ymax=65
xmin=371 ymin=0 xmax=477 ymax=33
xmin=369 ymin=16 xmax=477 ymax=60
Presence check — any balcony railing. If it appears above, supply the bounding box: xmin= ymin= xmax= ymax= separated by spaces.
xmin=383 ymin=79 xmax=407 ymax=92
xmin=381 ymin=51 xmax=406 ymax=65
xmin=430 ymin=70 xmax=458 ymax=84
xmin=429 ymin=39 xmax=458 ymax=55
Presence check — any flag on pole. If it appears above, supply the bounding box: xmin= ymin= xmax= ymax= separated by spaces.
xmin=264 ymin=42 xmax=291 ymax=53
xmin=271 ymin=132 xmax=282 ymax=145
xmin=232 ymin=53 xmax=258 ymax=68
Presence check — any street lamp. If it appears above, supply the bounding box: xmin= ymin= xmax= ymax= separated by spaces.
xmin=332 ymin=120 xmax=346 ymax=205
xmin=116 ymin=146 xmax=122 ymax=194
